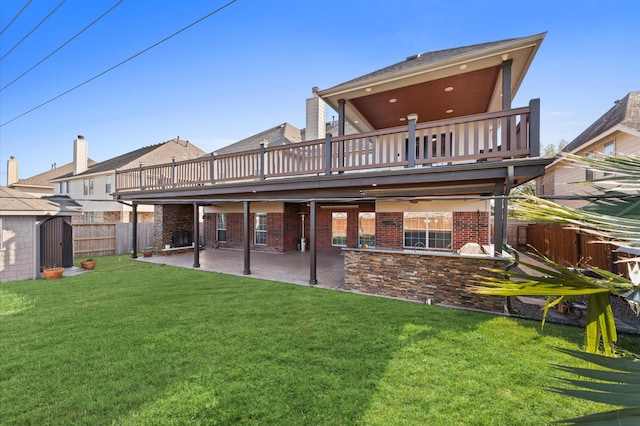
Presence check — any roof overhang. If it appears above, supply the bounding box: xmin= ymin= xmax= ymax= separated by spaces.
xmin=316 ymin=32 xmax=546 ymax=132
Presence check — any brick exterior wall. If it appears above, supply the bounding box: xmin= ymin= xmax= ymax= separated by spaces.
xmin=154 ymin=204 xmax=194 ymax=254
xmin=452 ymin=211 xmax=489 ymax=251
xmin=343 ymin=249 xmax=506 ymax=312
xmin=0 ymin=216 xmax=36 ymax=282
xmin=200 ymin=205 xmax=488 ymax=254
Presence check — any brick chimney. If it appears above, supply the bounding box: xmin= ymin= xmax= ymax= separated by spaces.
xmin=73 ymin=135 xmax=88 ymax=175
xmin=7 ymin=156 xmax=18 ymax=186
xmin=305 ymin=89 xmax=326 ymax=141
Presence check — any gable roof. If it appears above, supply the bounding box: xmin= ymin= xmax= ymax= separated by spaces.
xmin=563 ymin=91 xmax=640 ymax=153
xmin=316 ymin=32 xmax=546 ymax=132
xmin=51 ymin=138 xmax=206 ymax=181
xmin=0 ymin=186 xmax=81 ymax=216
xmin=216 ymin=123 xmax=302 ymax=155
xmin=9 ymin=159 xmax=97 ymax=189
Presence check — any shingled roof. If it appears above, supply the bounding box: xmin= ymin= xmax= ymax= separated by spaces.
xmin=563 ymin=91 xmax=640 ymax=153
xmin=320 ymin=33 xmax=545 ymax=92
xmin=0 ymin=186 xmax=81 ymax=216
xmin=9 ymin=159 xmax=97 ymax=189
xmin=51 ymin=137 xmax=206 ymax=180
xmin=215 ymin=123 xmax=302 ymax=155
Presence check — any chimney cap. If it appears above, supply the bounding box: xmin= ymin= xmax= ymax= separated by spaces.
xmin=10 ymin=156 xmax=15 ymax=160
xmin=77 ymin=135 xmax=84 ymax=139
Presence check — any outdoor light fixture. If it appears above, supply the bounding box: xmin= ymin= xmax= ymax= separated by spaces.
xmin=445 ymin=86 xmax=454 ymax=92
xmin=407 ymin=113 xmax=418 ymax=121
xmin=389 ymin=98 xmax=397 ymax=103
xmin=446 ymin=109 xmax=454 ymax=114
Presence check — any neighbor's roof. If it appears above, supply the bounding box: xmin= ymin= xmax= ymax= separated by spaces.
xmin=0 ymin=186 xmax=81 ymax=216
xmin=215 ymin=123 xmax=302 ymax=155
xmin=9 ymin=159 xmax=96 ymax=189
xmin=51 ymin=137 xmax=206 ymax=181
xmin=563 ymin=91 xmax=640 ymax=153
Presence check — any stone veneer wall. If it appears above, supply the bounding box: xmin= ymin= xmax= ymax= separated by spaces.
xmin=344 ymin=249 xmax=506 ymax=313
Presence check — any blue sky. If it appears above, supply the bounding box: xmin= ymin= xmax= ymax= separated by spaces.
xmin=1 ymin=0 xmax=639 ymax=185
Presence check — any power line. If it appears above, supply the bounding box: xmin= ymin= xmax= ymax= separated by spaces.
xmin=0 ymin=0 xmax=32 ymax=36
xmin=0 ymin=0 xmax=239 ymax=128
xmin=0 ymin=0 xmax=125 ymax=93
xmin=0 ymin=0 xmax=67 ymax=62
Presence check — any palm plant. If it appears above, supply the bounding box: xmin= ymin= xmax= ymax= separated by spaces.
xmin=475 ymin=153 xmax=640 ymax=424
xmin=475 ymin=153 xmax=640 ymax=355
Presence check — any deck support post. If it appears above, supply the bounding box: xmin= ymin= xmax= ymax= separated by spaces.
xmin=493 ymin=186 xmax=505 ymax=256
xmin=529 ymin=98 xmax=541 ymax=156
xmin=407 ymin=113 xmax=418 ymax=168
xmin=502 ymin=59 xmax=513 ymax=150
xmin=130 ymin=202 xmax=138 ymax=259
xmin=309 ymin=200 xmax=317 ymax=285
xmin=259 ymin=140 xmax=268 ymax=180
xmin=193 ymin=203 xmax=200 ymax=268
xmin=324 ymin=133 xmax=332 ymax=176
xmin=243 ymin=201 xmax=251 ymax=275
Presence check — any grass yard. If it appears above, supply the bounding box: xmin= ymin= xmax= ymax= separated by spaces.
xmin=2 ymin=255 xmax=639 ymax=425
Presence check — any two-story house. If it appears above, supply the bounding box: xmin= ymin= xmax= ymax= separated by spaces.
xmin=50 ymin=136 xmax=207 ymax=224
xmin=115 ymin=33 xmax=550 ymax=312
xmin=538 ymin=91 xmax=640 ymax=208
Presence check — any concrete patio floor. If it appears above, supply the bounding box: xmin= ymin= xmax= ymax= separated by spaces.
xmin=135 ymin=248 xmax=345 ymax=289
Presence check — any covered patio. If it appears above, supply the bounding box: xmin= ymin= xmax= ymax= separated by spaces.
xmin=135 ymin=248 xmax=345 ymax=290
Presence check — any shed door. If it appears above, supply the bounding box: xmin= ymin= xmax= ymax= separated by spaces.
xmin=40 ymin=217 xmax=73 ymax=270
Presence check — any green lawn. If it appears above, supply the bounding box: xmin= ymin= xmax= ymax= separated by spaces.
xmin=1 ymin=256 xmax=637 ymax=425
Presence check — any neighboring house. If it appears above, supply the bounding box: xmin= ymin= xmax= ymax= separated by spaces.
xmin=49 ymin=136 xmax=207 ymax=224
xmin=6 ymin=156 xmax=97 ymax=198
xmin=115 ymin=33 xmax=550 ymax=310
xmin=0 ymin=186 xmax=81 ymax=282
xmin=538 ymin=91 xmax=640 ymax=208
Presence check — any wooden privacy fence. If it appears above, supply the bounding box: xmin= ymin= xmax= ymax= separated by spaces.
xmin=73 ymin=223 xmax=154 ymax=257
xmin=524 ymin=223 xmax=616 ymax=272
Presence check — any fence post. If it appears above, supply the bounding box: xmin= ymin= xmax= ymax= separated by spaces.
xmin=529 ymin=98 xmax=540 ymax=157
xmin=324 ymin=133 xmax=332 ymax=176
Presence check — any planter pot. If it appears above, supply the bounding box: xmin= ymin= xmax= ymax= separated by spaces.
xmin=142 ymin=248 xmax=155 ymax=257
xmin=81 ymin=260 xmax=96 ymax=270
xmin=43 ymin=267 xmax=64 ymax=280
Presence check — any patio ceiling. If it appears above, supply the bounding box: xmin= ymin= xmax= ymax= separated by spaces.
xmin=316 ymin=33 xmax=546 ymax=132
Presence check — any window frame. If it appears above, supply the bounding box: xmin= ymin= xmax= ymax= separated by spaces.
xmin=254 ymin=212 xmax=267 ymax=245
xmin=105 ymin=176 xmax=112 ymax=194
xmin=83 ymin=178 xmax=94 ymax=195
xmin=0 ymin=218 xmax=4 ymax=250
xmin=403 ymin=211 xmax=453 ymax=250
xmin=216 ymin=213 xmax=226 ymax=242
xmin=331 ymin=212 xmax=348 ymax=247
xmin=358 ymin=212 xmax=375 ymax=248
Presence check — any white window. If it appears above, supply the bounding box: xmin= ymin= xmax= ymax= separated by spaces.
xmin=216 ymin=213 xmax=226 ymax=242
xmin=585 ymin=151 xmax=594 ymax=181
xmin=603 ymin=140 xmax=615 ymax=157
xmin=83 ymin=178 xmax=94 ymax=195
xmin=254 ymin=213 xmax=266 ymax=245
xmin=358 ymin=212 xmax=375 ymax=247
xmin=0 ymin=218 xmax=4 ymax=250
xmin=83 ymin=212 xmax=95 ymax=223
xmin=105 ymin=176 xmax=112 ymax=194
xmin=332 ymin=212 xmax=347 ymax=246
xmin=403 ymin=212 xmax=453 ymax=250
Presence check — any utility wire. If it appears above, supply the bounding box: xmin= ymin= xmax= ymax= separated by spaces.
xmin=0 ymin=0 xmax=238 ymax=128
xmin=0 ymin=0 xmax=32 ymax=36
xmin=0 ymin=0 xmax=66 ymax=62
xmin=1 ymin=0 xmax=125 ymax=92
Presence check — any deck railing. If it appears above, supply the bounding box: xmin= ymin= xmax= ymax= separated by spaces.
xmin=116 ymin=100 xmax=539 ymax=192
